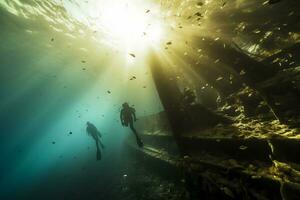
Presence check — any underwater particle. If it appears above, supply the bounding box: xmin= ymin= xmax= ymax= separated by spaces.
xmin=239 ymin=145 xmax=248 ymax=150
xmin=166 ymin=41 xmax=172 ymax=45
xmin=123 ymin=174 xmax=127 ymax=178
xmin=129 ymin=76 xmax=137 ymax=80
xmin=69 ymin=131 xmax=72 ymax=135
xmin=216 ymin=77 xmax=223 ymax=81
xmin=129 ymin=53 xmax=136 ymax=58
xmin=146 ymin=9 xmax=150 ymax=13
xmin=221 ymin=187 xmax=234 ymax=198
xmin=288 ymin=11 xmax=294 ymax=16
xmin=221 ymin=2 xmax=227 ymax=8
xmin=143 ymin=86 xmax=147 ymax=88
xmin=107 ymin=90 xmax=111 ymax=94
xmin=82 ymin=68 xmax=86 ymax=70
xmin=52 ymin=141 xmax=56 ymax=144
xmin=81 ymin=60 xmax=86 ymax=63
xmin=51 ymin=38 xmax=54 ymax=42
xmin=194 ymin=12 xmax=202 ymax=17
xmin=253 ymin=29 xmax=261 ymax=34
xmin=240 ymin=69 xmax=246 ymax=75
xmin=196 ymin=2 xmax=203 ymax=7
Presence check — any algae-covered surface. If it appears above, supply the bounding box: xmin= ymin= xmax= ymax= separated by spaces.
xmin=186 ymin=119 xmax=299 ymax=139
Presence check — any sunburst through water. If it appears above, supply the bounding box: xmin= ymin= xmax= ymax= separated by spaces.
xmin=1 ymin=0 xmax=300 ymax=199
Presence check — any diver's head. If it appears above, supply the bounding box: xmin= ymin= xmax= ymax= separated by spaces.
xmin=86 ymin=121 xmax=91 ymax=126
xmin=122 ymin=102 xmax=129 ymax=108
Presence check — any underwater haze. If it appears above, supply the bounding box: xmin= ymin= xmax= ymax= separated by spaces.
xmin=0 ymin=0 xmax=163 ymax=199
xmin=1 ymin=0 xmax=300 ymax=199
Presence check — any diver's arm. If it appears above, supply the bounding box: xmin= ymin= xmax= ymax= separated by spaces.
xmin=132 ymin=108 xmax=137 ymax=121
xmin=97 ymin=130 xmax=102 ymax=138
xmin=120 ymin=109 xmax=124 ymax=125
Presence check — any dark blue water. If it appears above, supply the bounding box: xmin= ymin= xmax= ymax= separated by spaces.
xmin=0 ymin=1 xmax=163 ymax=199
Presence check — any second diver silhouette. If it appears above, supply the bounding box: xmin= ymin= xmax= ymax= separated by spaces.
xmin=86 ymin=121 xmax=104 ymax=160
xmin=120 ymin=103 xmax=144 ymax=147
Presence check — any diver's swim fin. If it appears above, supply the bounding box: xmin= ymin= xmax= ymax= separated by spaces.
xmin=96 ymin=149 xmax=101 ymax=160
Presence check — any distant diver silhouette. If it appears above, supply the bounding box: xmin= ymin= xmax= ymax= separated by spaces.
xmin=86 ymin=121 xmax=104 ymax=160
xmin=120 ymin=103 xmax=143 ymax=147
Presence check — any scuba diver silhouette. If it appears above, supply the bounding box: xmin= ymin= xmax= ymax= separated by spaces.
xmin=86 ymin=121 xmax=104 ymax=160
xmin=120 ymin=103 xmax=143 ymax=147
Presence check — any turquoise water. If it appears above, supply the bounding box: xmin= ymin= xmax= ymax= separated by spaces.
xmin=1 ymin=0 xmax=300 ymax=199
xmin=0 ymin=1 xmax=163 ymax=199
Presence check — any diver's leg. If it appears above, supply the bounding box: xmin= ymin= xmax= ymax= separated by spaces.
xmin=96 ymin=140 xmax=100 ymax=150
xmin=129 ymin=121 xmax=143 ymax=147
xmin=95 ymin=140 xmax=101 ymax=160
xmin=99 ymin=139 xmax=105 ymax=149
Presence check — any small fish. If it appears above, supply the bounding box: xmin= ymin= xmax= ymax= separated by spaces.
xmin=129 ymin=76 xmax=136 ymax=80
xmin=194 ymin=12 xmax=202 ymax=17
xmin=239 ymin=145 xmax=248 ymax=150
xmin=196 ymin=2 xmax=203 ymax=7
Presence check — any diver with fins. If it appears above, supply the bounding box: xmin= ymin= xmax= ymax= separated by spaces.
xmin=86 ymin=121 xmax=105 ymax=160
xmin=120 ymin=102 xmax=144 ymax=147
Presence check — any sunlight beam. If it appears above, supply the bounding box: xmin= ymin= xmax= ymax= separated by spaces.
xmin=95 ymin=0 xmax=166 ymax=52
